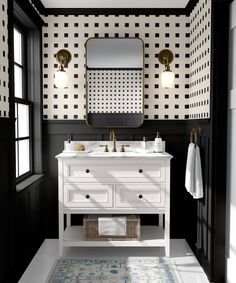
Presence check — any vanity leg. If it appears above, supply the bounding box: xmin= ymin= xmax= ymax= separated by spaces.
xmin=158 ymin=214 xmax=163 ymax=227
xmin=165 ymin=161 xmax=171 ymax=257
xmin=59 ymin=216 xmax=64 ymax=257
xmin=164 ymin=212 xmax=170 ymax=257
xmin=58 ymin=160 xmax=64 ymax=257
xmin=66 ymin=214 xmax=71 ymax=227
xmin=165 ymin=238 xmax=170 ymax=257
xmin=59 ymin=244 xmax=63 ymax=258
xmin=59 ymin=210 xmax=64 ymax=257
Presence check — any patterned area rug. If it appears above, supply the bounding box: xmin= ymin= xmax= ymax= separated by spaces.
xmin=47 ymin=257 xmax=182 ymax=283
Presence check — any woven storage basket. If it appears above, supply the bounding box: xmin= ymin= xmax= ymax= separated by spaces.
xmin=83 ymin=215 xmax=140 ymax=241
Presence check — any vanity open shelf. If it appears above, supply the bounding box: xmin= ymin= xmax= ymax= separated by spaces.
xmin=63 ymin=225 xmax=165 ymax=247
xmin=56 ymin=142 xmax=172 ymax=257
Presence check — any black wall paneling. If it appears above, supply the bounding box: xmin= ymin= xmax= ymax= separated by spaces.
xmin=0 ymin=121 xmax=45 ymax=283
xmin=183 ymin=1 xmax=229 ymax=281
xmin=202 ymin=0 xmax=229 ymax=282
xmin=185 ymin=120 xmax=211 ymax=274
xmin=0 ymin=120 xmax=45 ymax=283
xmin=0 ymin=118 xmax=14 ymax=283
xmin=12 ymin=176 xmax=45 ymax=282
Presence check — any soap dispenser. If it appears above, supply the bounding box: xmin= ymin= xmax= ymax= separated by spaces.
xmin=141 ymin=137 xmax=147 ymax=150
xmin=154 ymin=132 xmax=163 ymax=153
xmin=64 ymin=139 xmax=72 ymax=151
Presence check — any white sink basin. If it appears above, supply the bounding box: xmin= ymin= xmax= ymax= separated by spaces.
xmin=88 ymin=151 xmax=138 ymax=157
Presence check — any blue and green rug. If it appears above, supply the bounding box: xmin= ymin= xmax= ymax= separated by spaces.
xmin=47 ymin=257 xmax=182 ymax=283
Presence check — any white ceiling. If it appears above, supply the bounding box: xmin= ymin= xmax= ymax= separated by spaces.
xmin=40 ymin=0 xmax=189 ymax=9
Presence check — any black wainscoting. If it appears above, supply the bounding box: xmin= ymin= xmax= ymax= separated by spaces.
xmin=207 ymin=0 xmax=229 ymax=282
xmin=12 ymin=177 xmax=45 ymax=283
xmin=0 ymin=118 xmax=14 ymax=283
xmin=0 ymin=118 xmax=45 ymax=283
xmin=185 ymin=117 xmax=227 ymax=282
xmin=42 ymin=120 xmax=197 ymax=242
xmin=185 ymin=120 xmax=212 ymax=275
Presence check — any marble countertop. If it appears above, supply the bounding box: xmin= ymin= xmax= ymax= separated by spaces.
xmin=56 ymin=141 xmax=173 ymax=159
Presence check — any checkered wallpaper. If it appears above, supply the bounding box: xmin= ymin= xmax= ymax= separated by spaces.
xmin=41 ymin=0 xmax=211 ymax=120
xmin=189 ymin=0 xmax=211 ymax=119
xmin=0 ymin=0 xmax=9 ymax=118
xmin=42 ymin=14 xmax=191 ymax=120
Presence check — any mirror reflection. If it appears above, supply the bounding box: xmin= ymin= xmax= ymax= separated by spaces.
xmin=86 ymin=38 xmax=144 ymax=128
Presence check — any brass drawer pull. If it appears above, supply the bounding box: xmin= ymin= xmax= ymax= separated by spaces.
xmin=85 ymin=169 xmax=90 ymax=173
xmin=85 ymin=194 xmax=90 ymax=199
xmin=139 ymin=169 xmax=143 ymax=173
xmin=138 ymin=194 xmax=143 ymax=199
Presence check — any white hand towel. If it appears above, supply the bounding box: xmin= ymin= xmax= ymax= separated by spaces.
xmin=193 ymin=145 xmax=203 ymax=199
xmin=185 ymin=143 xmax=196 ymax=194
xmin=98 ymin=217 xmax=126 ymax=236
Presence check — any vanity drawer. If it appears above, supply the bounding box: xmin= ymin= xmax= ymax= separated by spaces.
xmin=64 ymin=184 xmax=113 ymax=208
xmin=63 ymin=160 xmax=166 ymax=182
xmin=115 ymin=183 xmax=166 ymax=208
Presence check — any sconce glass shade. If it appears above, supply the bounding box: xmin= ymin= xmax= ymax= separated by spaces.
xmin=54 ymin=49 xmax=71 ymax=88
xmin=158 ymin=49 xmax=175 ymax=89
xmin=54 ymin=69 xmax=68 ymax=88
xmin=161 ymin=70 xmax=175 ymax=89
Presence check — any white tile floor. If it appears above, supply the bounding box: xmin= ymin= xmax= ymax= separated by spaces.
xmin=19 ymin=239 xmax=209 ymax=283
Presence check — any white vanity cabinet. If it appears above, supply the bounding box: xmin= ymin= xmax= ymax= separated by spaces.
xmin=56 ymin=152 xmax=172 ymax=257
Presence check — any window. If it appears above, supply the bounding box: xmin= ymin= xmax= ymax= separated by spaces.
xmin=14 ymin=26 xmax=32 ymax=181
xmin=12 ymin=0 xmax=44 ymax=188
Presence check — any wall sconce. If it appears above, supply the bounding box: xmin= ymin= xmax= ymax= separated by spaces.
xmin=158 ymin=49 xmax=175 ymax=89
xmin=54 ymin=49 xmax=72 ymax=88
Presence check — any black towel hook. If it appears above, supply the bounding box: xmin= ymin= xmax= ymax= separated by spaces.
xmin=190 ymin=127 xmax=201 ymax=146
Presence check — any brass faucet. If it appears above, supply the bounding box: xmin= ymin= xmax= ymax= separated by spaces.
xmin=109 ymin=129 xmax=117 ymax=152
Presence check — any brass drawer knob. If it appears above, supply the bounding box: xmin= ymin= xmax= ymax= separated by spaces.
xmin=139 ymin=169 xmax=143 ymax=173
xmin=85 ymin=169 xmax=90 ymax=173
xmin=139 ymin=194 xmax=143 ymax=199
xmin=85 ymin=194 xmax=90 ymax=199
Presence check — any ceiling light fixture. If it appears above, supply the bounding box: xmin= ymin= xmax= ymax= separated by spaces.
xmin=158 ymin=49 xmax=175 ymax=89
xmin=54 ymin=49 xmax=72 ymax=88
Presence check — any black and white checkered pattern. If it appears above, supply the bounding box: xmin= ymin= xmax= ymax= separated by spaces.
xmin=87 ymin=69 xmax=143 ymax=114
xmin=0 ymin=0 xmax=9 ymax=118
xmin=189 ymin=0 xmax=211 ymax=119
xmin=41 ymin=0 xmax=211 ymax=120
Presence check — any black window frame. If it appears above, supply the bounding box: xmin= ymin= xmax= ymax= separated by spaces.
xmin=13 ymin=23 xmax=34 ymax=183
xmin=10 ymin=0 xmax=45 ymax=188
